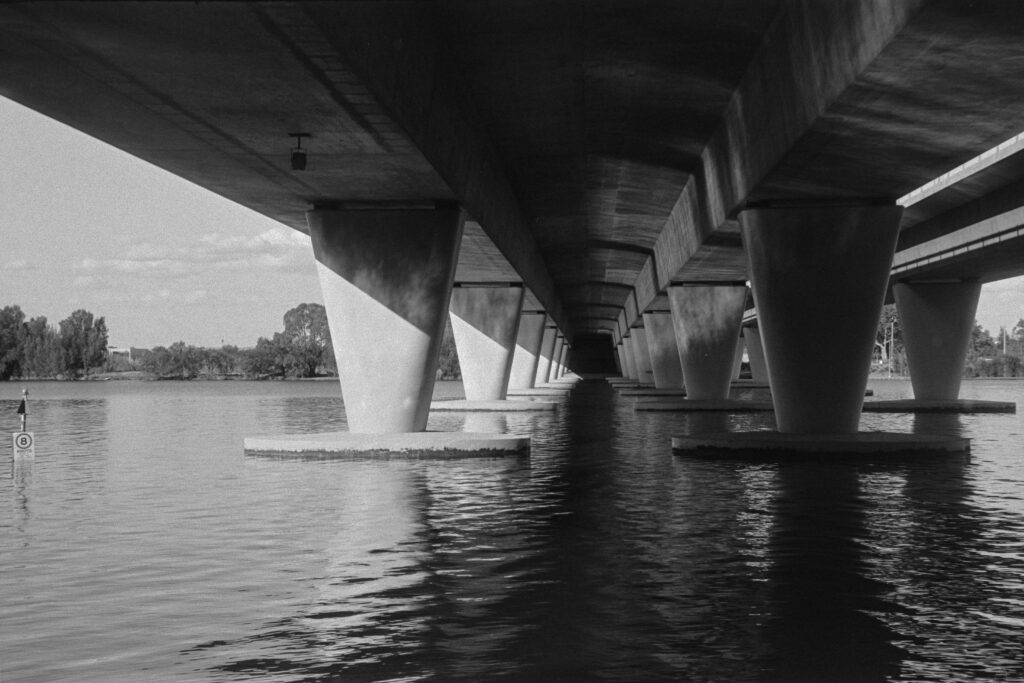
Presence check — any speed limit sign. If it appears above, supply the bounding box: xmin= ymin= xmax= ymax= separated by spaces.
xmin=12 ymin=432 xmax=35 ymax=458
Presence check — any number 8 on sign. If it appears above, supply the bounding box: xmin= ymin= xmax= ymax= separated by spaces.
xmin=12 ymin=431 xmax=35 ymax=457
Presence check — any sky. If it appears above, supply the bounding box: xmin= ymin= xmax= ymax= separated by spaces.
xmin=2 ymin=95 xmax=1024 ymax=349
xmin=0 ymin=97 xmax=323 ymax=349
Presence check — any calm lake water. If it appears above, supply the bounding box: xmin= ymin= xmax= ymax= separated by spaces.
xmin=2 ymin=378 xmax=1023 ymax=682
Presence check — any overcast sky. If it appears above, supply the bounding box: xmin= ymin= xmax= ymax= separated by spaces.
xmin=3 ymin=96 xmax=1024 ymax=349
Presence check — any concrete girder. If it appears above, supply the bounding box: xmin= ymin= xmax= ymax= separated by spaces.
xmin=630 ymin=1 xmax=1024 ymax=321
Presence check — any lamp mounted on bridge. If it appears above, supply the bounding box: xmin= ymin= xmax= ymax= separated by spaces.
xmin=289 ymin=132 xmax=310 ymax=171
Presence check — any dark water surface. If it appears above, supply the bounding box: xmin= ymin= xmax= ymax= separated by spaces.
xmin=2 ymin=378 xmax=1024 ymax=682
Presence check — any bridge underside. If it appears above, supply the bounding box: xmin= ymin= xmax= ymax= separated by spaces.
xmin=5 ymin=1 xmax=1024 ymax=344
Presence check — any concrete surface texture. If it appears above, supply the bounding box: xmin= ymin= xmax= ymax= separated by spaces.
xmin=309 ymin=206 xmax=463 ymax=433
xmin=894 ymin=281 xmax=982 ymax=400
xmin=668 ymin=285 xmax=746 ymax=400
xmin=741 ymin=205 xmax=903 ymax=433
xmin=449 ymin=285 xmax=524 ymax=400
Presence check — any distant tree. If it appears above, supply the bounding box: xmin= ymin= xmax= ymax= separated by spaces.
xmin=167 ymin=341 xmax=202 ymax=379
xmin=968 ymin=321 xmax=997 ymax=360
xmin=22 ymin=316 xmax=63 ymax=378
xmin=59 ymin=309 xmax=108 ymax=378
xmin=139 ymin=346 xmax=168 ymax=376
xmin=200 ymin=345 xmax=244 ymax=377
xmin=874 ymin=304 xmax=903 ymax=368
xmin=281 ymin=303 xmax=331 ymax=377
xmin=0 ymin=305 xmax=27 ymax=380
xmin=1011 ymin=318 xmax=1024 ymax=357
xmin=436 ymin=318 xmax=461 ymax=380
xmin=245 ymin=335 xmax=289 ymax=378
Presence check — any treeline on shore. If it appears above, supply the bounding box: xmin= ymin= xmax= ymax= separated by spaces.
xmin=6 ymin=299 xmax=1024 ymax=381
xmin=873 ymin=304 xmax=1024 ymax=378
xmin=0 ymin=303 xmax=461 ymax=381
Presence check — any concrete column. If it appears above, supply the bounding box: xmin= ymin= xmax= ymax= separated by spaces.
xmin=642 ymin=312 xmax=684 ymax=388
xmin=449 ymin=285 xmax=525 ymax=401
xmin=308 ymin=205 xmax=463 ymax=433
xmin=558 ymin=343 xmax=570 ymax=377
xmin=743 ymin=325 xmax=769 ymax=382
xmin=894 ymin=281 xmax=982 ymax=400
xmin=740 ymin=204 xmax=902 ymax=433
xmin=615 ymin=343 xmax=627 ymax=377
xmin=548 ymin=335 xmax=565 ymax=382
xmin=732 ymin=336 xmax=745 ymax=379
xmin=629 ymin=327 xmax=655 ymax=385
xmin=508 ymin=312 xmax=547 ymax=390
xmin=622 ymin=336 xmax=638 ymax=379
xmin=668 ymin=285 xmax=746 ymax=399
xmin=535 ymin=326 xmax=558 ymax=386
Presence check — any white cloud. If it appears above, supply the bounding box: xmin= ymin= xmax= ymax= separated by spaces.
xmin=74 ymin=227 xmax=310 ymax=279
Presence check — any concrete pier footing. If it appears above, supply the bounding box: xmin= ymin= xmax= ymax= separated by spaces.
xmin=635 ymin=399 xmax=775 ymax=412
xmin=672 ymin=432 xmax=970 ymax=455
xmin=739 ymin=204 xmax=903 ymax=433
xmin=449 ymin=285 xmax=524 ymax=400
xmin=244 ymin=432 xmax=530 ymax=459
xmin=862 ymin=399 xmax=1015 ymax=413
xmin=430 ymin=399 xmax=557 ymax=412
xmin=668 ymin=284 xmax=746 ymax=400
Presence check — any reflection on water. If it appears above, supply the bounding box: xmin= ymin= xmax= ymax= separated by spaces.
xmin=2 ymin=379 xmax=1024 ymax=680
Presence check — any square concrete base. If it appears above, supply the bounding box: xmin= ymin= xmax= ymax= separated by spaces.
xmin=672 ymin=431 xmax=969 ymax=455
xmin=429 ymin=399 xmax=557 ymax=411
xmin=507 ymin=387 xmax=572 ymax=396
xmin=244 ymin=431 xmax=530 ymax=459
xmin=620 ymin=388 xmax=687 ymax=397
xmin=862 ymin=399 xmax=1015 ymax=413
xmin=730 ymin=380 xmax=771 ymax=389
xmin=635 ymin=399 xmax=775 ymax=412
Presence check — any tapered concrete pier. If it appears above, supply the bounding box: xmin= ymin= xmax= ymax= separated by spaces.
xmin=669 ymin=284 xmax=746 ymax=400
xmin=743 ymin=325 xmax=769 ymax=383
xmin=643 ymin=312 xmax=685 ymax=389
xmin=629 ymin=327 xmax=655 ymax=386
xmin=674 ymin=204 xmax=965 ymax=454
xmin=508 ymin=312 xmax=547 ymax=390
xmin=535 ymin=326 xmax=558 ymax=386
xmin=246 ymin=205 xmax=529 ymax=457
xmin=858 ymin=281 xmax=1014 ymax=413
xmin=449 ymin=285 xmax=524 ymax=400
